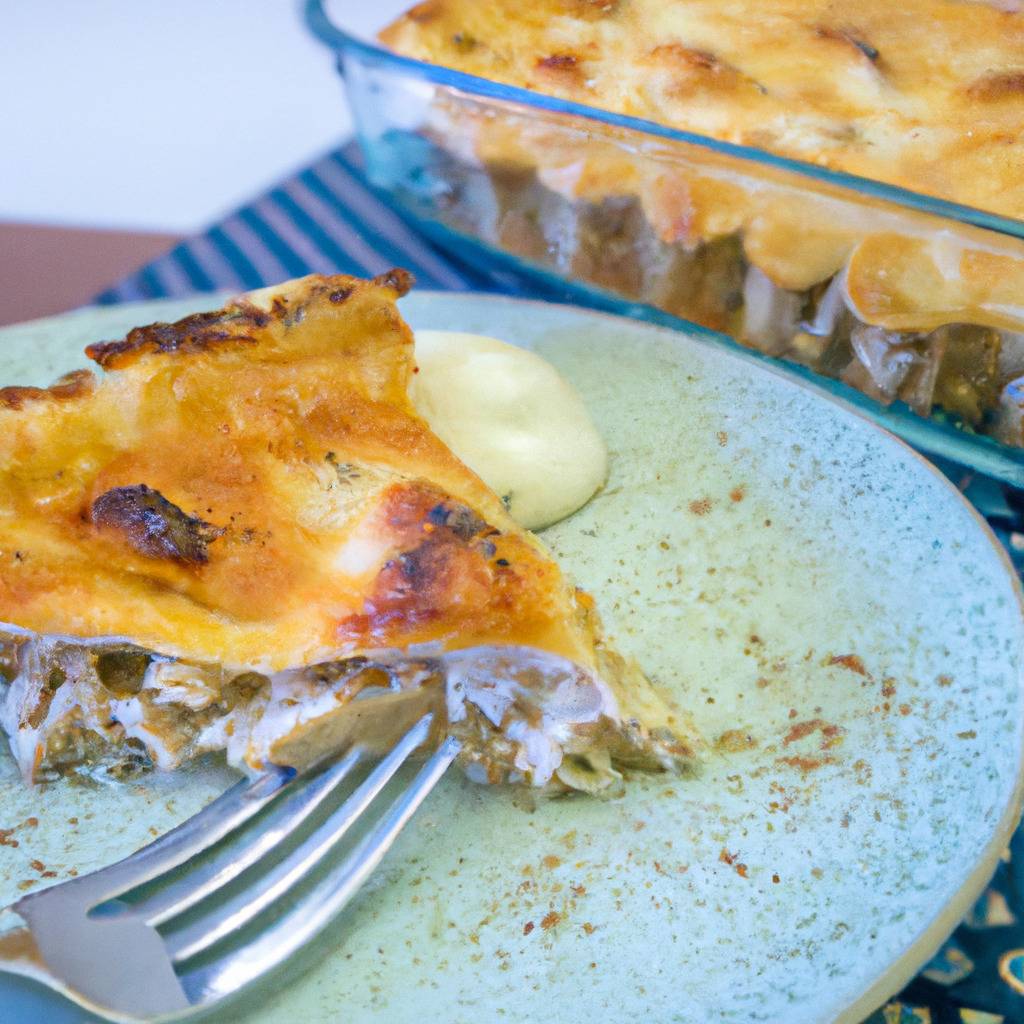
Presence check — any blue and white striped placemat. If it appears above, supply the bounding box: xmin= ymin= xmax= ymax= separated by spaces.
xmin=94 ymin=138 xmax=1024 ymax=1024
xmin=95 ymin=144 xmax=509 ymax=305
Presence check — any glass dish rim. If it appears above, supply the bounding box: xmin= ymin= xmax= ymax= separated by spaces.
xmin=306 ymin=0 xmax=1024 ymax=245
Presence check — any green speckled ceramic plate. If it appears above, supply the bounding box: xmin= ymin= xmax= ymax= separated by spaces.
xmin=0 ymin=292 xmax=1022 ymax=1024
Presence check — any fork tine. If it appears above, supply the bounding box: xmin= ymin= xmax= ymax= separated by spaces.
xmin=16 ymin=766 xmax=292 ymax=913
xmin=162 ymin=713 xmax=436 ymax=964
xmin=131 ymin=746 xmax=364 ymax=926
xmin=180 ymin=732 xmax=461 ymax=1006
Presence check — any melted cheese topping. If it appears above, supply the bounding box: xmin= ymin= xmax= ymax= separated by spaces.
xmin=409 ymin=330 xmax=607 ymax=530
xmin=382 ymin=0 xmax=1024 ymax=331
xmin=382 ymin=0 xmax=1024 ymax=220
xmin=0 ymin=274 xmax=592 ymax=671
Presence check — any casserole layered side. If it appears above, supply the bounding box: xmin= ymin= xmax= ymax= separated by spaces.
xmin=378 ymin=0 xmax=1024 ymax=444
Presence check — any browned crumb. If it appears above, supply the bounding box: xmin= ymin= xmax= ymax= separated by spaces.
xmin=776 ymin=754 xmax=836 ymax=773
xmin=719 ymin=848 xmax=748 ymax=878
xmin=716 ymin=729 xmax=758 ymax=752
xmin=783 ymin=718 xmax=836 ymax=745
xmin=827 ymin=653 xmax=868 ymax=676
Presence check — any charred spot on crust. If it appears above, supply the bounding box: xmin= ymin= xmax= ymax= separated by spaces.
xmin=537 ymin=53 xmax=580 ymax=72
xmin=86 ymin=307 xmax=269 ymax=369
xmin=0 ymin=369 xmax=96 ymax=411
xmin=451 ymin=31 xmax=479 ymax=53
xmin=394 ymin=545 xmax=441 ymax=591
xmin=967 ymin=70 xmax=1024 ymax=101
xmin=92 ymin=484 xmax=224 ymax=565
xmin=85 ymin=273 xmax=411 ymax=369
xmin=374 ymin=537 xmax=473 ymax=615
xmin=815 ymin=26 xmax=880 ymax=63
xmin=371 ymin=268 xmax=415 ymax=297
xmin=94 ymin=647 xmax=152 ymax=697
xmin=426 ymin=501 xmax=488 ymax=540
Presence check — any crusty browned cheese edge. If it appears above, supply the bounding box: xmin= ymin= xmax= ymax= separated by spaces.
xmin=85 ymin=268 xmax=415 ymax=371
xmin=0 ymin=270 xmax=416 ymax=413
xmin=0 ymin=369 xmax=96 ymax=411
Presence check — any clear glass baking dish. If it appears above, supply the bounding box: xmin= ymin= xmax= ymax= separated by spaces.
xmin=306 ymin=0 xmax=1024 ymax=487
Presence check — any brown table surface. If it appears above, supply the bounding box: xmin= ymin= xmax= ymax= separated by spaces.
xmin=0 ymin=222 xmax=181 ymax=327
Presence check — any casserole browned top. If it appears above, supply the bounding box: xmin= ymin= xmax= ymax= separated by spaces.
xmin=382 ymin=0 xmax=1024 ymax=221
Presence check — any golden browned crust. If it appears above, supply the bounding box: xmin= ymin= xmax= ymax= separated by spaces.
xmin=380 ymin=0 xmax=1024 ymax=222
xmin=0 ymin=271 xmax=596 ymax=673
xmin=0 ymin=369 xmax=96 ymax=410
xmin=85 ymin=269 xmax=414 ymax=371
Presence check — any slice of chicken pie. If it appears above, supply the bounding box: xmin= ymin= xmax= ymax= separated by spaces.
xmin=0 ymin=271 xmax=698 ymax=791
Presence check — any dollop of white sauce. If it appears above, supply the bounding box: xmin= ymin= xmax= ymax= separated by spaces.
xmin=409 ymin=331 xmax=608 ymax=530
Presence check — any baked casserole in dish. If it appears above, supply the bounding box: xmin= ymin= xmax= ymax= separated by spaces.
xmin=308 ymin=0 xmax=1024 ymax=482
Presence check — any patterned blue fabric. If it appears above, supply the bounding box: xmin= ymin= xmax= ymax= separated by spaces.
xmin=96 ymin=145 xmax=500 ymax=304
xmin=96 ymin=141 xmax=1024 ymax=1024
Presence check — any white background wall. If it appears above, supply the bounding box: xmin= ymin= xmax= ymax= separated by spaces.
xmin=0 ymin=1 xmax=410 ymax=232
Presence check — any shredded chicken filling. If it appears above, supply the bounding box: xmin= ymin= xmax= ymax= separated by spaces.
xmin=0 ymin=627 xmax=694 ymax=793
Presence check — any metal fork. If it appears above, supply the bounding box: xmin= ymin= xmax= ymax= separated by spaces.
xmin=0 ymin=713 xmax=460 ymax=1023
